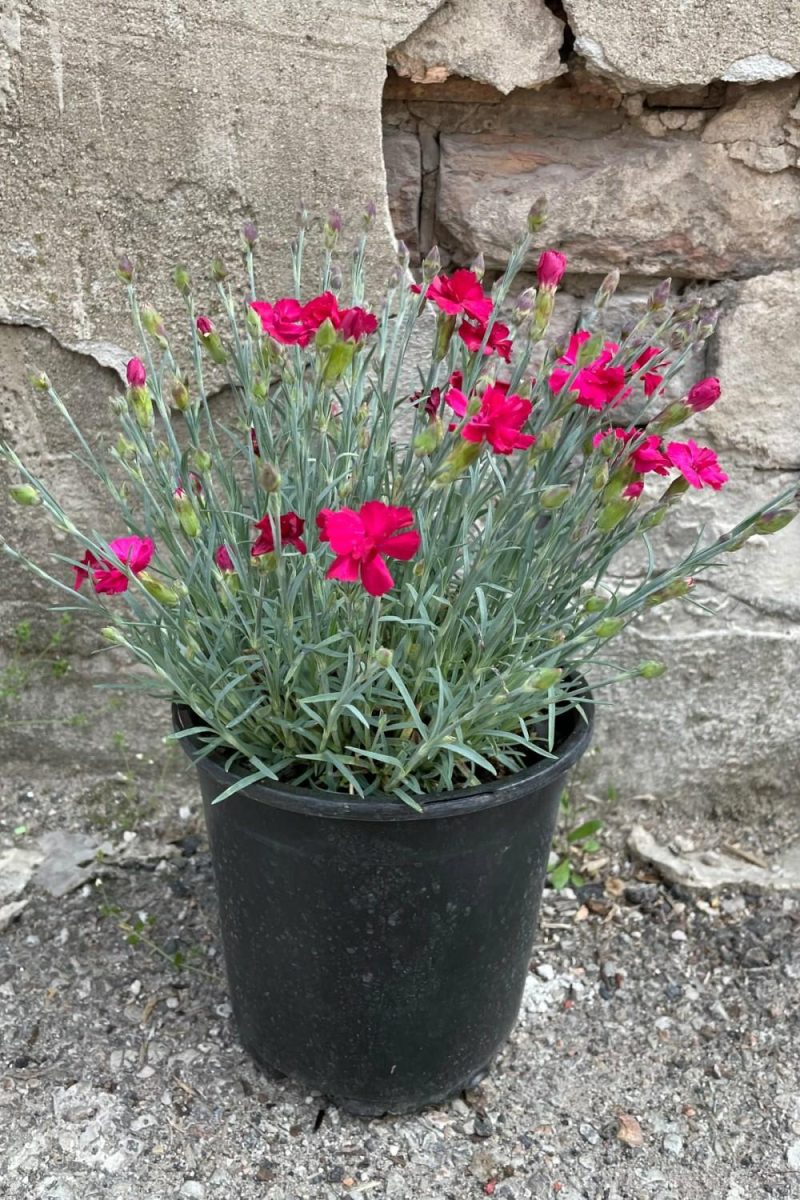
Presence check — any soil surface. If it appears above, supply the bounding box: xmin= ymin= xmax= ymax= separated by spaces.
xmin=1 ymin=749 xmax=798 ymax=1200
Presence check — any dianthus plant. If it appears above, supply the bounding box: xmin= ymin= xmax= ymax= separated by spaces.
xmin=2 ymin=208 xmax=797 ymax=806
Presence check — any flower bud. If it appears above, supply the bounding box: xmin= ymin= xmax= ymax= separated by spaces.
xmin=638 ymin=660 xmax=666 ymax=679
xmin=116 ymin=254 xmax=134 ymax=284
xmin=524 ymin=666 xmax=562 ymax=691
xmin=314 ymin=318 xmax=338 ymax=350
xmin=541 ymin=484 xmax=571 ymax=510
xmin=592 ymin=462 xmax=609 ymax=491
xmin=129 ymin=386 xmax=153 ymax=432
xmin=395 ymin=240 xmax=410 ymax=266
xmin=662 ymin=476 xmax=690 ymax=503
xmin=583 ymin=592 xmax=607 ymax=614
xmin=414 ymin=420 xmax=445 ymax=457
xmin=173 ymin=264 xmax=191 ymax=296
xmin=433 ymin=312 xmax=457 ymax=361
xmin=373 ymin=647 xmax=393 ymax=669
xmin=31 ymin=371 xmax=50 ymax=392
xmin=471 ymin=252 xmax=485 ymax=282
xmin=210 ymin=257 xmax=228 ymax=282
xmin=752 ymin=507 xmax=798 ymax=536
xmin=115 ymin=435 xmax=136 ymax=461
xmin=196 ymin=316 xmax=227 ymax=365
xmin=328 ymin=262 xmax=343 ymax=294
xmin=526 ymin=196 xmax=548 ymax=232
xmin=645 ymin=577 xmax=694 ymax=607
xmin=695 ymin=307 xmax=718 ymax=341
xmin=422 ymin=244 xmax=441 ymax=284
xmin=296 ymin=200 xmax=310 ymax=230
xmin=258 ymin=462 xmax=281 ymax=493
xmin=192 ymin=449 xmax=212 ymax=472
xmin=173 ymin=488 xmax=201 ymax=538
xmin=595 ymin=616 xmax=625 ymax=638
xmin=647 ymin=277 xmax=672 ymax=312
xmin=536 ymin=250 xmax=567 ymax=290
xmin=652 ymin=400 xmax=689 ymax=432
xmin=140 ymin=573 xmax=181 ymax=605
xmin=596 ymin=498 xmax=631 ymax=532
xmin=251 ymin=375 xmax=268 ymax=405
xmin=537 ymin=418 xmax=563 ymax=453
xmin=685 ymin=376 xmax=721 ymax=413
xmin=638 ymin=506 xmax=667 ymax=530
xmin=596 ymin=268 xmax=620 ymax=307
xmin=101 ymin=626 xmax=126 ymax=645
xmin=170 ymin=374 xmax=191 ymax=412
xmin=242 ymin=219 xmax=258 ymax=248
xmin=8 ymin=484 xmax=40 ymax=506
xmin=322 ymin=340 xmax=356 ymax=385
xmin=141 ymin=307 xmax=167 ymax=341
xmin=362 ymin=199 xmax=377 ymax=229
xmin=126 ymin=357 xmax=147 ymax=388
xmin=323 ymin=209 xmax=342 ymax=250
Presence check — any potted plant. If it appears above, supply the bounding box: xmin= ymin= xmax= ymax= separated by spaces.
xmin=1 ymin=205 xmax=796 ymax=1114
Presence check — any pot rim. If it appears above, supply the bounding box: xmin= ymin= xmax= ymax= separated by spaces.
xmin=172 ymin=684 xmax=594 ymax=822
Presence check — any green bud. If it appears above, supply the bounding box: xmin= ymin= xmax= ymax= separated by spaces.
xmin=596 ymin=269 xmax=620 ymax=307
xmin=251 ymin=375 xmax=268 ymax=405
xmin=139 ymin=573 xmax=180 ymax=606
xmin=576 ymin=333 xmax=605 ymax=368
xmin=322 ymin=340 xmax=356 ymax=385
xmin=526 ymin=196 xmax=548 ymax=232
xmin=661 ymin=476 xmax=690 ymax=503
xmin=433 ymin=312 xmax=456 ymax=361
xmin=647 ymin=277 xmax=672 ymax=312
xmin=373 ymin=647 xmax=393 ymax=669
xmin=170 ymin=374 xmax=191 ymax=412
xmin=258 ymin=462 xmax=281 ymax=493
xmin=115 ymin=435 xmax=136 ymax=461
xmin=422 ymin=244 xmax=441 ymax=283
xmin=524 ymin=666 xmax=562 ymax=692
xmin=594 ymin=616 xmax=624 ymax=638
xmin=471 ymin=252 xmax=485 ymax=282
xmin=583 ymin=593 xmax=607 ymax=614
xmin=592 ymin=462 xmax=609 ymax=491
xmin=210 ymin=257 xmax=228 ymax=282
xmin=101 ymin=626 xmax=126 ymax=645
xmin=639 ymin=506 xmax=668 ymax=530
xmin=541 ymin=485 xmax=571 ymax=510
xmin=8 ymin=484 xmax=40 ymax=507
xmin=174 ymin=492 xmax=201 ymax=539
xmin=753 ymin=508 xmax=797 ymax=536
xmin=245 ymin=306 xmax=263 ymax=338
xmin=193 ymin=450 xmax=212 ymax=472
xmin=31 ymin=372 xmax=51 ymax=392
xmin=596 ymin=498 xmax=630 ymax=532
xmin=646 ymin=578 xmax=694 ymax=607
xmin=116 ymin=255 xmax=134 ymax=284
xmin=173 ymin=264 xmax=191 ymax=296
xmin=638 ymin=660 xmax=666 ymax=679
xmin=413 ymin=421 xmax=444 ymax=457
xmin=651 ymin=401 xmax=688 ymax=433
xmin=141 ymin=306 xmax=165 ymax=337
xmin=200 ymin=332 xmax=228 ymax=366
xmin=434 ymin=439 xmax=481 ymax=486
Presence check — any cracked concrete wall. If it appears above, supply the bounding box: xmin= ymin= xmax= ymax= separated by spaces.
xmin=1 ymin=0 xmax=799 ymax=813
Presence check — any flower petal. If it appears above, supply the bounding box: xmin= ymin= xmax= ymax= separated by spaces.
xmin=360 ymin=553 xmax=395 ymax=596
xmin=380 ymin=530 xmax=420 ymax=561
xmin=326 ymin=554 xmax=360 ymax=583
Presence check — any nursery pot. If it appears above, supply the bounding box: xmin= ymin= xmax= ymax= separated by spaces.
xmin=174 ymin=697 xmax=593 ymax=1115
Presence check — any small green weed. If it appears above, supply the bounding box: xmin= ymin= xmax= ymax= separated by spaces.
xmin=547 ymin=789 xmax=604 ymax=891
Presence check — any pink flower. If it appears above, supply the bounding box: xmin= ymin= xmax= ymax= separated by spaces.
xmin=215 ymin=544 xmax=235 ymax=572
xmin=196 ymin=316 xmax=214 ymax=336
xmin=632 ymin=347 xmax=667 ymax=397
xmin=251 ymin=512 xmax=308 ymax=556
xmin=73 ymin=535 xmax=154 ymax=594
xmin=250 ymin=427 xmax=261 ymax=458
xmin=550 ymin=337 xmax=626 ymax=410
xmin=126 ymin=357 xmax=147 ymax=388
xmin=458 ymin=319 xmax=513 ymax=362
xmin=536 ymin=250 xmax=567 ymax=289
xmin=317 ymin=502 xmax=420 ymax=597
xmin=623 ymin=480 xmax=644 ymax=499
xmin=411 ymin=386 xmax=444 ymax=419
xmin=425 ymin=270 xmax=493 ymax=323
xmin=686 ymin=376 xmax=721 ymax=413
xmin=630 ymin=435 xmax=671 ymax=477
xmin=459 ymin=385 xmax=535 ymax=455
xmin=338 ymin=306 xmax=378 ymax=342
xmin=301 ymin=291 xmax=340 ymax=331
xmin=666 ymin=440 xmax=728 ymax=490
xmin=250 ymin=299 xmax=310 ymax=346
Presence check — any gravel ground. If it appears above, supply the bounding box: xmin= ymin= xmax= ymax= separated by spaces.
xmin=1 ymin=762 xmax=799 ymax=1200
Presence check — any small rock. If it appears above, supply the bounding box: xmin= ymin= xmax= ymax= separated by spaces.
xmin=579 ymin=1123 xmax=600 ymax=1145
xmin=468 ymin=1147 xmax=499 ymax=1182
xmin=671 ymin=930 xmax=687 ymax=942
xmin=617 ymin=1113 xmax=644 ymax=1148
xmin=787 ymin=1141 xmax=800 ymax=1171
xmin=0 ymin=899 xmax=29 ymax=932
xmin=179 ymin=1183 xmax=205 ymax=1199
xmin=663 ymin=1133 xmax=684 ymax=1157
xmin=664 ymin=982 xmax=684 ymax=1001
xmin=536 ymin=963 xmax=555 ymax=981
xmin=473 ymin=1112 xmax=494 ymax=1138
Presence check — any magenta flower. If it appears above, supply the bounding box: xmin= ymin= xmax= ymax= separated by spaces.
xmin=458 ymin=318 xmax=513 ymax=363
xmin=126 ymin=357 xmax=147 ymax=388
xmin=623 ymin=481 xmax=644 ymax=499
xmin=592 ymin=427 xmax=638 ymax=449
xmin=250 ymin=299 xmax=311 ymax=347
xmin=317 ymin=502 xmax=420 ymax=597
xmin=549 ymin=335 xmax=627 ymax=411
xmin=301 ymin=291 xmax=340 ymax=330
xmin=338 ymin=306 xmax=378 ymax=342
xmin=423 ymin=270 xmax=493 ymax=323
xmin=536 ymin=250 xmax=567 ymax=289
xmin=252 ymin=512 xmax=307 ymax=556
xmin=450 ymin=384 xmax=535 ymax=455
xmin=215 ymin=544 xmax=235 ymax=572
xmin=686 ymin=377 xmax=721 ymax=413
xmin=73 ymin=536 xmax=154 ymax=594
xmin=196 ymin=315 xmax=214 ymax=336
xmin=250 ymin=427 xmax=261 ymax=458
xmin=632 ymin=347 xmax=667 ymax=397
xmin=666 ymin=440 xmax=729 ymax=490
xmin=630 ymin=435 xmax=671 ymax=477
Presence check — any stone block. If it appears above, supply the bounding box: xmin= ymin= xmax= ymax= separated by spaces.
xmin=383 ymin=130 xmax=422 ymax=255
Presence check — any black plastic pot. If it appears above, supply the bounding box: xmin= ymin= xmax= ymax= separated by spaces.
xmin=174 ymin=700 xmax=593 ymax=1114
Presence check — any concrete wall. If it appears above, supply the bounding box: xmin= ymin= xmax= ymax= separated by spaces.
xmin=2 ymin=1 xmax=799 ymax=812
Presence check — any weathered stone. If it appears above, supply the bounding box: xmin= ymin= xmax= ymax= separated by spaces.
xmin=702 ymin=78 xmax=800 ymax=171
xmin=436 ymin=131 xmax=800 ymax=278
xmin=383 ymin=131 xmax=422 ymax=255
xmin=0 ymin=1 xmax=443 ymax=365
xmin=389 ymin=0 xmax=565 ymax=94
xmin=563 ymin=0 xmax=800 ymax=91
xmin=628 ymin=825 xmax=800 ymax=893
xmin=700 ymin=269 xmax=800 ymax=469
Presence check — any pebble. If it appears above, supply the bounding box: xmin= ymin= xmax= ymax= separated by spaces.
xmin=663 ymin=1133 xmax=684 ymax=1157
xmin=671 ymin=930 xmax=687 ymax=942
xmin=536 ymin=963 xmax=555 ymax=981
xmin=579 ymin=1123 xmax=600 ymax=1145
xmin=179 ymin=1184 xmax=205 ymax=1199
xmin=787 ymin=1141 xmax=800 ymax=1171
xmin=473 ymin=1112 xmax=494 ymax=1138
